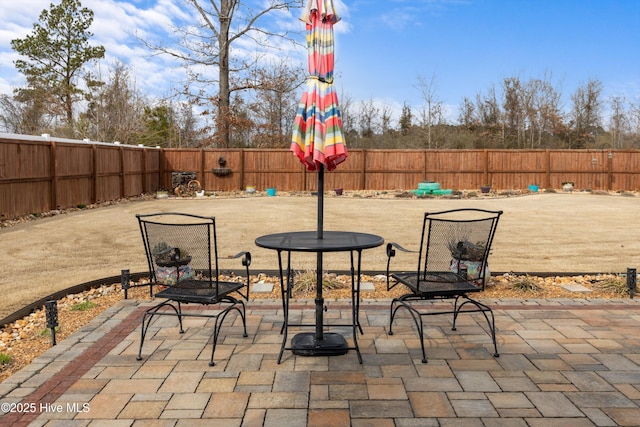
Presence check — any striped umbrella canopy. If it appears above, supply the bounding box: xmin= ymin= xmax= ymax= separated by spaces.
xmin=291 ymin=0 xmax=347 ymax=172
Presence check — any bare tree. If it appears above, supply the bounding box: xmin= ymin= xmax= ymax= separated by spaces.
xmin=174 ymin=101 xmax=204 ymax=147
xmin=415 ymin=74 xmax=443 ymax=149
xmin=338 ymin=90 xmax=357 ymax=144
xmin=629 ymin=98 xmax=640 ymax=147
xmin=457 ymin=97 xmax=476 ymax=129
xmin=609 ymin=96 xmax=629 ymax=149
xmin=537 ymin=78 xmax=564 ymax=147
xmin=399 ymin=102 xmax=413 ymax=136
xmin=249 ymin=59 xmax=305 ymax=147
xmin=142 ymin=0 xmax=301 ymax=147
xmin=380 ymin=103 xmax=393 ymax=135
xmin=569 ymin=78 xmax=603 ymax=148
xmin=502 ymin=76 xmax=529 ymax=148
xmin=0 ymin=88 xmax=53 ymax=134
xmin=78 ymin=62 xmax=146 ymax=144
xmin=474 ymin=86 xmax=502 ymax=147
xmin=358 ymin=99 xmax=379 ymax=139
xmin=523 ymin=73 xmax=563 ymax=148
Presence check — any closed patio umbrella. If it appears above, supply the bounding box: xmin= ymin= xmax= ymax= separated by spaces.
xmin=291 ymin=0 xmax=347 ymax=238
xmin=289 ymin=0 xmax=349 ymax=355
xmin=291 ymin=0 xmax=347 ymax=173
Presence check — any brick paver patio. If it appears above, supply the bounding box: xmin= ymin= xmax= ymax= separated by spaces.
xmin=1 ymin=297 xmax=640 ymax=426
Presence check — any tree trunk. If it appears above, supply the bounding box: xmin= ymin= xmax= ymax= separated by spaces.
xmin=217 ymin=0 xmax=232 ymax=148
xmin=218 ymin=48 xmax=231 ymax=148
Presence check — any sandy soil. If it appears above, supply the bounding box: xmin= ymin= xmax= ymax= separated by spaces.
xmin=1 ymin=191 xmax=639 ymax=320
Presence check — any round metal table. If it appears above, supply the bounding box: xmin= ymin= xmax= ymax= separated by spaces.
xmin=255 ymin=231 xmax=384 ymax=363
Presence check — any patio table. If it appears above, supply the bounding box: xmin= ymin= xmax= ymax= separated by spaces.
xmin=255 ymin=231 xmax=384 ymax=363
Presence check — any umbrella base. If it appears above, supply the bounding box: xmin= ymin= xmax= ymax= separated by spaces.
xmin=291 ymin=332 xmax=348 ymax=356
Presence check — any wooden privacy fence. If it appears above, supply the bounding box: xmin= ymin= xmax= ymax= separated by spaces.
xmin=163 ymin=148 xmax=640 ymax=193
xmin=0 ymin=135 xmax=160 ymax=219
xmin=1 ymin=134 xmax=639 ymax=219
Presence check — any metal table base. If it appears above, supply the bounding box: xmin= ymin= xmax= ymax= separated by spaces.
xmin=256 ymin=231 xmax=384 ymax=364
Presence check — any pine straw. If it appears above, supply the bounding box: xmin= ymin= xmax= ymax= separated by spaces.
xmin=1 ymin=273 xmax=633 ymax=384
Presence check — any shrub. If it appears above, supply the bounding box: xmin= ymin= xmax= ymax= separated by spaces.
xmin=0 ymin=353 xmax=12 ymax=365
xmin=70 ymin=301 xmax=97 ymax=311
xmin=594 ymin=276 xmax=628 ymax=296
xmin=292 ymin=270 xmax=347 ymax=295
xmin=509 ymin=275 xmax=542 ymax=293
xmin=40 ymin=326 xmax=60 ymax=336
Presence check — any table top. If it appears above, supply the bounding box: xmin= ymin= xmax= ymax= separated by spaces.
xmin=255 ymin=231 xmax=384 ymax=253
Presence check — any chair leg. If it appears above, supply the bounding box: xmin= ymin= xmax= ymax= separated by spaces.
xmin=136 ymin=311 xmax=151 ymax=361
xmin=176 ymin=302 xmax=184 ymax=334
xmin=137 ymin=301 xmax=181 ymax=361
xmin=453 ymin=297 xmax=499 ymax=358
xmin=389 ymin=298 xmax=429 ymax=363
xmin=208 ymin=300 xmax=247 ymax=367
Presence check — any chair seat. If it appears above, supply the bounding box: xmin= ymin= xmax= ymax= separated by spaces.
xmin=155 ymin=280 xmax=246 ymax=304
xmin=392 ymin=271 xmax=481 ymax=297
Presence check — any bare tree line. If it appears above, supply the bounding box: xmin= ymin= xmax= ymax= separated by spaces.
xmin=1 ymin=0 xmax=638 ymax=150
xmin=347 ymin=73 xmax=640 ymax=150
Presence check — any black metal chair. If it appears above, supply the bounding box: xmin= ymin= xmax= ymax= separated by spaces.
xmin=136 ymin=212 xmax=251 ymax=366
xmin=386 ymin=208 xmax=502 ymax=363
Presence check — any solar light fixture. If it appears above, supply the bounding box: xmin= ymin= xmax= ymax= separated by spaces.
xmin=45 ymin=300 xmax=58 ymax=346
xmin=121 ymin=269 xmax=131 ymax=300
xmin=627 ymin=268 xmax=636 ymax=299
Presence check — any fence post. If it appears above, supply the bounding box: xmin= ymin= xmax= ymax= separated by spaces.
xmin=545 ymin=149 xmax=551 ymax=188
xmin=91 ymin=144 xmax=98 ymax=204
xmin=50 ymin=141 xmax=58 ymax=210
xmin=142 ymin=148 xmax=148 ymax=193
xmin=159 ymin=148 xmax=166 ymax=190
xmin=423 ymin=150 xmax=427 ymax=182
xmin=607 ymin=151 xmax=614 ymax=190
xmin=200 ymin=148 xmax=206 ymax=190
xmin=361 ymin=149 xmax=367 ymax=190
xmin=119 ymin=145 xmax=125 ymax=198
xmin=240 ymin=149 xmax=245 ymax=191
xmin=483 ymin=149 xmax=489 ymax=187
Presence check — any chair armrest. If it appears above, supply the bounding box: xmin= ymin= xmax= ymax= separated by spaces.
xmin=386 ymin=243 xmax=418 ymax=290
xmin=227 ymin=251 xmax=252 ymax=267
xmin=386 ymin=242 xmax=418 ymax=257
xmin=225 ymin=251 xmax=252 ymax=299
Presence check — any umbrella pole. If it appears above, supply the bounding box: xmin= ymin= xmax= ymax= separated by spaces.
xmin=316 ymin=164 xmax=324 ymax=340
xmin=292 ymin=163 xmax=347 ymax=356
xmin=317 ymin=164 xmax=324 ymax=239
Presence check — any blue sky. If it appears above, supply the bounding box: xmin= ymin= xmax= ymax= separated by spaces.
xmin=1 ymin=0 xmax=638 ymax=123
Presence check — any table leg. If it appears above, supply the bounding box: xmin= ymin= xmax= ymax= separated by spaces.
xmin=350 ymin=250 xmax=363 ymax=363
xmin=277 ymin=250 xmax=286 ymax=334
xmin=351 ymin=250 xmax=364 ymax=335
xmin=277 ymin=250 xmax=289 ymax=363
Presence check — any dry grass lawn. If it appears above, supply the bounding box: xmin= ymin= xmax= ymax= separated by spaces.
xmin=1 ymin=190 xmax=639 ymax=321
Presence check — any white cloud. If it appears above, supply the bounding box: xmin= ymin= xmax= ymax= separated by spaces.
xmin=0 ymin=0 xmax=197 ymax=97
xmin=1 ymin=1 xmax=340 ymax=99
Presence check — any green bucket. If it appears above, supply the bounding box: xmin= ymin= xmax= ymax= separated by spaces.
xmin=417 ymin=182 xmax=440 ymax=191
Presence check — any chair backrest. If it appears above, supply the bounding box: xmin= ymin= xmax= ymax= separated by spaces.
xmin=418 ymin=209 xmax=502 ymax=289
xmin=137 ymin=213 xmax=219 ymax=288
